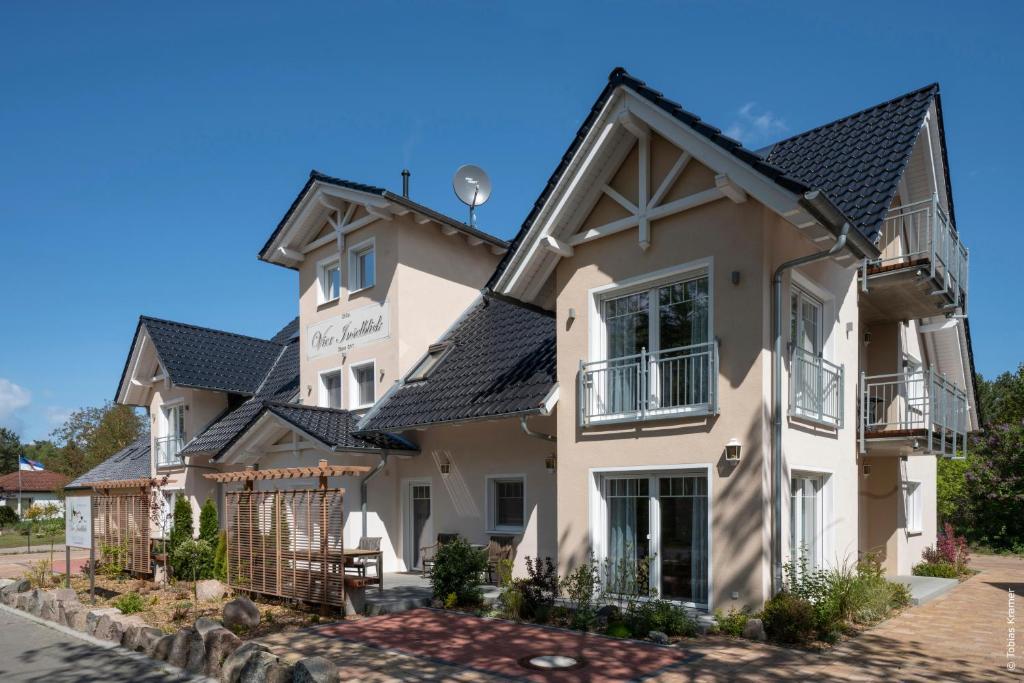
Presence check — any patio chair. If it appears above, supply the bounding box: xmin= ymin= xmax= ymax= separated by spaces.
xmin=344 ymin=536 xmax=382 ymax=579
xmin=484 ymin=535 xmax=516 ymax=584
xmin=420 ymin=533 xmax=460 ymax=576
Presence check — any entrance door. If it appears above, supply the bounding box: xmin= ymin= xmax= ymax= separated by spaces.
xmin=407 ymin=482 xmax=432 ymax=570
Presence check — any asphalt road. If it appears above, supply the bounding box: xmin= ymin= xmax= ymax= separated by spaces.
xmin=0 ymin=608 xmax=189 ymax=682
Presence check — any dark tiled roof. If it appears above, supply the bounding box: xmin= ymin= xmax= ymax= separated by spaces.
xmin=488 ymin=68 xmax=939 ymax=288
xmin=65 ymin=437 xmax=150 ymax=489
xmin=0 ymin=469 xmax=69 ymax=493
xmin=140 ymin=317 xmax=284 ymax=395
xmin=358 ymin=294 xmax=556 ymax=432
xmin=760 ymin=84 xmax=938 ymax=242
xmin=265 ymin=403 xmax=418 ymax=452
xmin=182 ymin=339 xmax=300 ymax=457
xmin=270 ymin=317 xmax=299 ymax=344
xmin=259 ymin=171 xmax=506 ymax=268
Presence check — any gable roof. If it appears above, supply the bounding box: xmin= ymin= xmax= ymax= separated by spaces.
xmin=357 ymin=293 xmax=556 ymax=433
xmin=116 ymin=317 xmax=286 ymax=399
xmin=760 ymin=83 xmax=941 ymax=242
xmin=259 ymin=170 xmax=508 ymax=269
xmin=65 ymin=436 xmax=150 ymax=490
xmin=488 ymin=68 xmax=938 ymax=289
xmin=0 ymin=469 xmax=69 ymax=493
xmin=264 ymin=403 xmax=418 ymax=452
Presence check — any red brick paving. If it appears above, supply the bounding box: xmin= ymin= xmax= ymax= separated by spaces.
xmin=312 ymin=608 xmax=695 ymax=682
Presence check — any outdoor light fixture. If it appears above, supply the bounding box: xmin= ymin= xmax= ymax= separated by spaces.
xmin=440 ymin=460 xmax=451 ymax=476
xmin=545 ymin=454 xmax=556 ymax=473
xmin=863 ymin=463 xmax=872 ymax=477
xmin=725 ymin=438 xmax=742 ymax=462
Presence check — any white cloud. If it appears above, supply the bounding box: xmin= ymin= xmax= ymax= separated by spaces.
xmin=726 ymin=102 xmax=788 ymax=146
xmin=0 ymin=378 xmax=31 ymax=435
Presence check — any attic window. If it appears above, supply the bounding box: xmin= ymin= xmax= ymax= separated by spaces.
xmin=407 ymin=343 xmax=452 ymax=382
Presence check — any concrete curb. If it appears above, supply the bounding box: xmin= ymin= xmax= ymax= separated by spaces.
xmin=0 ymin=601 xmax=214 ymax=682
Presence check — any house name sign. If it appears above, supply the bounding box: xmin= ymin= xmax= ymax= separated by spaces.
xmin=306 ymin=302 xmax=389 ymax=360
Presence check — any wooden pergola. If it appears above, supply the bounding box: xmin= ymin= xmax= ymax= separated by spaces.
xmin=205 ymin=460 xmax=372 ymax=612
xmin=91 ymin=478 xmax=157 ymax=575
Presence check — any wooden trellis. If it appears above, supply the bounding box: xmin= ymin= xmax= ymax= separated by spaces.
xmin=206 ymin=461 xmax=371 ymax=610
xmin=91 ymin=488 xmax=152 ymax=575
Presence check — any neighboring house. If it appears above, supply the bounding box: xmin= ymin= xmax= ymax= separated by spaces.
xmin=0 ymin=470 xmax=69 ymax=517
xmin=72 ymin=68 xmax=975 ymax=612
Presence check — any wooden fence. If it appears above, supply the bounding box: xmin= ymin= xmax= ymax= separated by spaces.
xmin=92 ymin=493 xmax=151 ymax=574
xmin=225 ymin=488 xmax=346 ymax=608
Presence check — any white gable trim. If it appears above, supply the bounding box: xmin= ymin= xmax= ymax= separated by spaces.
xmin=118 ymin=326 xmax=170 ymax=407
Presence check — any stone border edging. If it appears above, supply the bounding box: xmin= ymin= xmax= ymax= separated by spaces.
xmin=0 ymin=601 xmax=212 ymax=682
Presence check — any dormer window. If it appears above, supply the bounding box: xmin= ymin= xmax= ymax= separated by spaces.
xmin=408 ymin=343 xmax=452 ymax=382
xmin=318 ymin=258 xmax=341 ymax=303
xmin=348 ymin=238 xmax=375 ymax=293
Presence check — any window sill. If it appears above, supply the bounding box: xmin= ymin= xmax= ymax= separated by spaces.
xmin=787 ymin=411 xmax=841 ymax=431
xmin=348 ymin=285 xmax=375 ymax=298
xmin=317 ymin=299 xmax=340 ymax=311
xmin=906 ymin=529 xmax=923 ymax=537
xmin=582 ymin=405 xmax=713 ymax=427
xmin=485 ymin=528 xmax=524 ymax=536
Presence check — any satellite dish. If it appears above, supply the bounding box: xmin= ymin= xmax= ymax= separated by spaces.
xmin=452 ymin=164 xmax=491 ymax=226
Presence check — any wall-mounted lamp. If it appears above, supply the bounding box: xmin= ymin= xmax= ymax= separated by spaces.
xmin=725 ymin=438 xmax=742 ymax=462
xmin=545 ymin=455 xmax=556 ymax=473
xmin=862 ymin=463 xmax=872 ymax=477
xmin=863 ymin=330 xmax=872 ymax=345
xmin=439 ymin=460 xmax=451 ymax=476
xmin=731 ymin=271 xmax=741 ymax=286
xmin=566 ymin=308 xmax=576 ymax=331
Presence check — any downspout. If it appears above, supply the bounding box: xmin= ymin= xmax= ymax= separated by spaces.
xmin=361 ymin=450 xmax=389 ymax=539
xmin=519 ymin=414 xmax=556 ymax=442
xmin=771 ymin=222 xmax=850 ymax=596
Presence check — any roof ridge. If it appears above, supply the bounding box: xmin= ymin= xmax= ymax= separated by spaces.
xmin=140 ymin=315 xmax=283 ymax=347
xmin=266 ymin=401 xmax=352 ymax=416
xmin=765 ymin=83 xmax=938 ymax=152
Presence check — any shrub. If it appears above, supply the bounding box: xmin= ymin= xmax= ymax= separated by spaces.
xmin=430 ymin=537 xmax=486 ymax=607
xmin=498 ymin=582 xmax=524 ymax=621
xmin=714 ymin=607 xmax=751 ymax=637
xmin=912 ymin=561 xmax=958 ymax=578
xmin=198 ymin=498 xmax=219 ymax=546
xmin=606 ymin=622 xmax=632 ymax=638
xmin=99 ymin=541 xmax=130 ymax=579
xmin=561 ymin=557 xmax=600 ymax=630
xmin=0 ymin=506 xmax=19 ymax=527
xmin=626 ymin=599 xmax=697 ymax=638
xmin=213 ymin=530 xmax=228 ymax=582
xmin=520 ymin=556 xmax=559 ymax=622
xmin=171 ymin=538 xmax=214 ymax=581
xmin=762 ymin=591 xmax=817 ymax=644
xmin=169 ymin=496 xmax=193 ymax=552
xmin=171 ymin=600 xmax=192 ymax=621
xmin=113 ymin=592 xmax=145 ymax=615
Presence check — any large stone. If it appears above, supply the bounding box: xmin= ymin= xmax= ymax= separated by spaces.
xmin=205 ymin=627 xmax=242 ymax=679
xmin=65 ymin=604 xmax=89 ymax=631
xmin=221 ymin=641 xmax=270 ymax=683
xmin=15 ymin=592 xmax=33 ymax=611
xmin=648 ymin=630 xmax=669 ymax=645
xmin=27 ymin=589 xmax=46 ymax=616
xmin=240 ymin=651 xmax=284 ymax=683
xmin=265 ymin=661 xmax=293 ymax=683
xmin=113 ymin=615 xmax=147 ymax=645
xmin=168 ymin=627 xmax=197 ymax=669
xmin=185 ymin=628 xmax=207 ymax=675
xmin=223 ymin=596 xmax=260 ymax=631
xmin=96 ymin=613 xmax=126 ymax=642
xmin=292 ymin=656 xmax=337 ymax=683
xmin=195 ymin=579 xmax=227 ymax=602
xmin=86 ymin=607 xmax=120 ymax=636
xmin=39 ymin=592 xmax=60 ymax=621
xmin=138 ymin=627 xmax=165 ymax=657
xmin=195 ymin=616 xmax=223 ymax=638
xmin=153 ymin=633 xmax=175 ymax=661
xmin=742 ymin=617 xmax=767 ymax=641
xmin=1 ymin=578 xmax=31 ymax=597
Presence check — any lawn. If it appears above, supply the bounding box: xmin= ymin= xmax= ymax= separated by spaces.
xmin=0 ymin=529 xmax=64 ymax=549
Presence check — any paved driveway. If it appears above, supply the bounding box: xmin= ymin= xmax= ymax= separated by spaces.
xmin=262 ymin=554 xmax=1022 ymax=681
xmin=0 ymin=549 xmax=89 ymax=579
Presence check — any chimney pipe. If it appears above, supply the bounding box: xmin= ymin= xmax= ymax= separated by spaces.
xmin=401 ymin=169 xmax=410 ymax=198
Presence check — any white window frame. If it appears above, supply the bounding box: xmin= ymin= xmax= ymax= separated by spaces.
xmin=904 ymin=480 xmax=923 ymax=534
xmin=318 ymin=367 xmax=343 ymax=409
xmin=317 ymin=255 xmax=342 ymax=304
xmin=349 ymin=359 xmax=376 ymax=409
xmin=157 ymin=399 xmax=186 ymax=468
xmin=347 ymin=237 xmax=376 ymax=294
xmin=788 ymin=468 xmax=835 ymax=572
xmin=586 ymin=258 xmax=714 ymax=423
xmin=789 ymin=270 xmax=836 ymax=362
xmin=485 ymin=474 xmax=526 ymax=534
xmin=587 ymin=463 xmax=713 ymax=611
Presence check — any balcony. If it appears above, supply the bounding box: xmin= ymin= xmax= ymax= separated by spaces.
xmin=155 ymin=435 xmax=184 ymax=468
xmin=788 ymin=346 xmax=844 ymax=427
xmin=861 ymin=197 xmax=969 ymax=323
xmin=578 ymin=341 xmax=719 ymax=426
xmin=860 ymin=370 xmax=968 ymax=456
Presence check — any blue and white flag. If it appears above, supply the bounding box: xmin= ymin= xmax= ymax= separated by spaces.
xmin=18 ymin=456 xmax=44 ymax=471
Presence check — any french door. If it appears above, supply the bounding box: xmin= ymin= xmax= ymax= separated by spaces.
xmin=604 ymin=472 xmax=709 ymax=607
xmin=406 ymin=482 xmax=432 ymax=570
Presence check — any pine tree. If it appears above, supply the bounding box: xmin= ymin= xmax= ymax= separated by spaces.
xmin=169 ymin=496 xmax=194 ymax=551
xmin=199 ymin=498 xmax=218 ymax=545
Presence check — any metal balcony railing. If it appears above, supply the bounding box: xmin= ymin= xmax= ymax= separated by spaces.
xmin=859 ymin=369 xmax=968 ymax=455
xmin=578 ymin=340 xmax=719 ymax=426
xmin=155 ymin=435 xmax=184 ymax=467
xmin=789 ymin=346 xmax=844 ymax=427
xmin=875 ymin=195 xmax=969 ymax=310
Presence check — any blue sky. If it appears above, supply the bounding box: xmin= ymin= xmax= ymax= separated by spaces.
xmin=1 ymin=2 xmax=1021 ymax=441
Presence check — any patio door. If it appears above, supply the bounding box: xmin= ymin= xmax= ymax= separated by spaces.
xmin=405 ymin=481 xmax=432 ymax=570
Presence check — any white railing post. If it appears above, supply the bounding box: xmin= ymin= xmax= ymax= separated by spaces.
xmin=640 ymin=347 xmax=648 ymax=420
xmin=859 ymin=371 xmax=866 ymax=454
xmin=577 ymin=359 xmax=586 ymax=427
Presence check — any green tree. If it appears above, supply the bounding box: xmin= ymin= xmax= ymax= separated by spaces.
xmin=213 ymin=530 xmax=228 ymax=582
xmin=0 ymin=427 xmax=22 ymax=475
xmin=169 ymin=496 xmax=194 ymax=552
xmin=963 ymin=424 xmax=1024 ymax=550
xmin=49 ymin=402 xmax=146 ymax=479
xmin=977 ymin=365 xmax=1024 ymax=427
xmin=21 ymin=440 xmax=61 ymax=470
xmin=198 ymin=498 xmax=219 ymax=546
xmin=936 ymin=455 xmax=970 ymax=527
